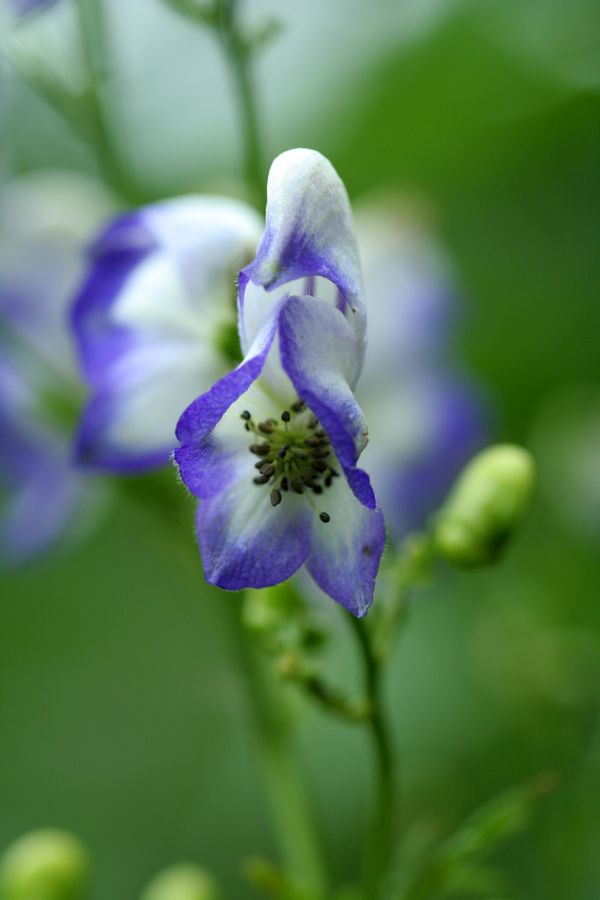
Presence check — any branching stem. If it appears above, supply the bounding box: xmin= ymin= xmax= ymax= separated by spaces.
xmin=350 ymin=614 xmax=397 ymax=898
xmin=218 ymin=0 xmax=264 ymax=205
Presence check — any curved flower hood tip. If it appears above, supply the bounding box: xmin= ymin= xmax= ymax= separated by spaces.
xmin=175 ymin=149 xmax=385 ymax=617
xmin=238 ymin=148 xmax=366 ymax=381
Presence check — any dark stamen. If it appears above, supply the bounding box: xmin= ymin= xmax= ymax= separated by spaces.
xmin=250 ymin=443 xmax=271 ymax=456
xmin=245 ymin=401 xmax=335 ymax=510
xmin=319 ymin=512 xmax=331 ymax=523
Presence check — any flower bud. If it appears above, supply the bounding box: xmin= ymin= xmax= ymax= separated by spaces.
xmin=139 ymin=864 xmax=221 ymax=900
xmin=434 ymin=444 xmax=535 ymax=566
xmin=0 ymin=829 xmax=89 ymax=900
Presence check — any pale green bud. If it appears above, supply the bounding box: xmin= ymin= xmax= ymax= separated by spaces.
xmin=434 ymin=444 xmax=535 ymax=567
xmin=0 ymin=829 xmax=89 ymax=900
xmin=139 ymin=865 xmax=220 ymax=900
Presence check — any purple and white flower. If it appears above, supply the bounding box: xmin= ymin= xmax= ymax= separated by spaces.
xmin=72 ymin=196 xmax=263 ymax=470
xmin=174 ymin=150 xmax=385 ymax=617
xmin=0 ymin=171 xmax=114 ymax=566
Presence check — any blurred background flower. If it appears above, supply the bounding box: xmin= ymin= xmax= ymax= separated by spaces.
xmin=0 ymin=170 xmax=114 ymax=566
xmin=355 ymin=194 xmax=488 ymax=540
xmin=72 ymin=196 xmax=261 ymax=470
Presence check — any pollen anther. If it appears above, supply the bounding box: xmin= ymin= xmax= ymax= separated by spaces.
xmin=244 ymin=398 xmax=337 ymax=514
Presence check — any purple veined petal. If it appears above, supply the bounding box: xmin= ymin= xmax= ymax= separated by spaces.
xmin=195 ymin=464 xmax=313 ymax=591
xmin=72 ymin=197 xmax=263 ymax=471
xmin=238 ymin=149 xmax=365 ymax=367
xmin=175 ymin=311 xmax=281 ymax=445
xmin=278 ymin=294 xmax=371 ymax=492
xmin=175 ymin=314 xmax=313 ymax=589
xmin=174 ymin=313 xmax=288 ymax=500
xmin=305 ymin=471 xmax=386 ymax=618
xmin=175 ymin=293 xmax=385 ymax=614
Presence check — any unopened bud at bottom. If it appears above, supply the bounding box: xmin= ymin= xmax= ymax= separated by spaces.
xmin=139 ymin=864 xmax=221 ymax=900
xmin=0 ymin=829 xmax=89 ymax=900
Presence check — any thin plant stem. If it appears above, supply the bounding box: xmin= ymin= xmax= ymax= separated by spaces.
xmin=218 ymin=0 xmax=264 ymax=204
xmin=349 ymin=614 xmax=396 ymax=899
xmin=225 ymin=598 xmax=329 ymax=897
xmin=76 ymin=0 xmax=134 ymax=201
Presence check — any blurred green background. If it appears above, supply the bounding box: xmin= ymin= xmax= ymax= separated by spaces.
xmin=1 ymin=0 xmax=600 ymax=897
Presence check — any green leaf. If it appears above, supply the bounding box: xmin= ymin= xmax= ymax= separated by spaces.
xmin=393 ymin=772 xmax=556 ymax=900
xmin=239 ymin=18 xmax=284 ymax=55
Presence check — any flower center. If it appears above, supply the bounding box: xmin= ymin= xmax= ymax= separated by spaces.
xmin=241 ymin=399 xmax=338 ymax=522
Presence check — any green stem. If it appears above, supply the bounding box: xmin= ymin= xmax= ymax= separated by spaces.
xmin=125 ymin=480 xmax=328 ymax=894
xmin=76 ymin=0 xmax=134 ymax=201
xmin=225 ymin=597 xmax=329 ymax=896
xmin=350 ymin=615 xmax=396 ymax=899
xmin=218 ymin=0 xmax=264 ymax=204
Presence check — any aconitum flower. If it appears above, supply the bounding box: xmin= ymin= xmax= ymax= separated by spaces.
xmin=354 ymin=198 xmax=487 ymax=540
xmin=175 ymin=150 xmax=385 ymax=617
xmin=72 ymin=197 xmax=262 ymax=469
xmin=0 ymin=171 xmax=113 ymax=566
